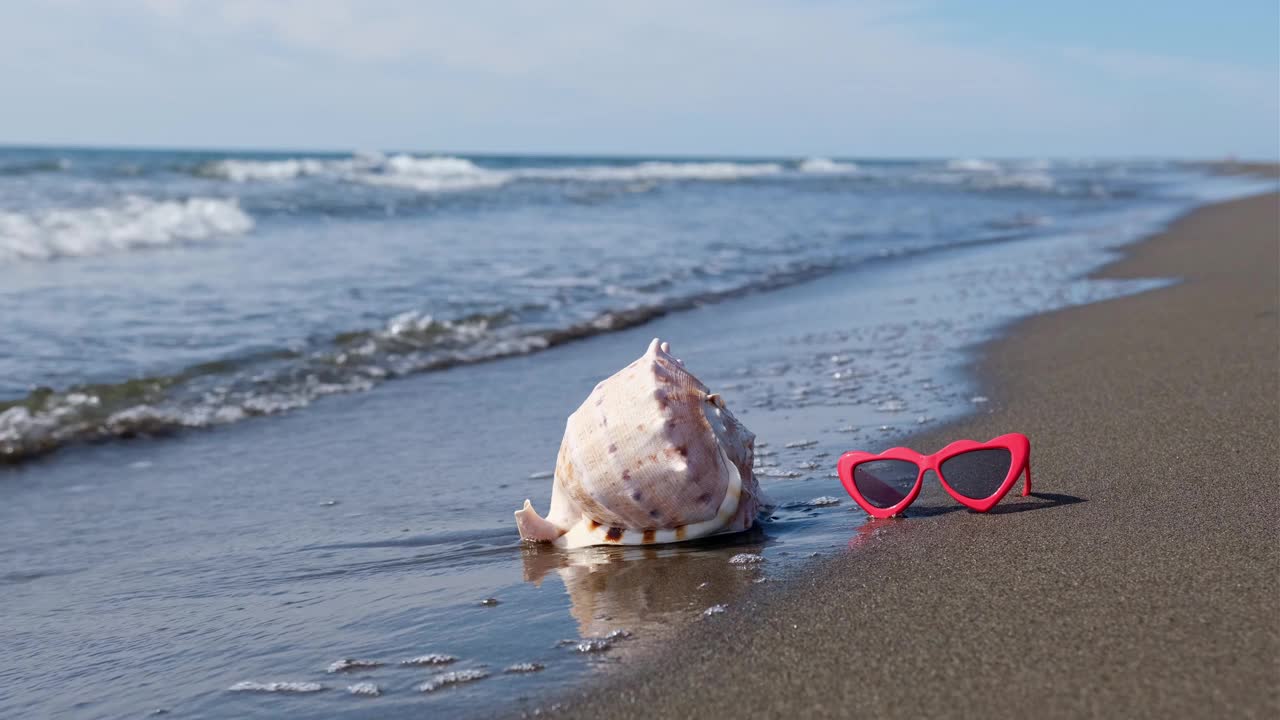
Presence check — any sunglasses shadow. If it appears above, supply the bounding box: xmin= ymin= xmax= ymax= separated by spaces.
xmin=904 ymin=491 xmax=1086 ymax=518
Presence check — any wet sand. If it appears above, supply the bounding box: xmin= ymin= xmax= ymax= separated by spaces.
xmin=545 ymin=193 xmax=1279 ymax=719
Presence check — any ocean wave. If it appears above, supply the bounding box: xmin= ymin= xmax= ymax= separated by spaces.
xmin=946 ymin=158 xmax=1002 ymax=172
xmin=985 ymin=213 xmax=1052 ymax=230
xmin=927 ymin=158 xmax=1058 ymax=192
xmin=203 ymin=157 xmax=341 ymax=182
xmin=0 ymin=157 xmax=71 ymax=176
xmin=912 ymin=168 xmax=1057 ymax=193
xmin=0 ymin=311 xmax=553 ymax=464
xmin=521 ymin=161 xmax=784 ymax=183
xmin=353 ymin=155 xmax=512 ymax=192
xmin=798 ymin=157 xmax=859 ymax=174
xmin=976 ymin=171 xmax=1056 ymax=191
xmin=198 ymin=153 xmax=784 ymax=191
xmin=7 ymin=209 xmax=1134 ymax=464
xmin=0 ymin=259 xmax=840 ymax=464
xmin=200 ymin=151 xmax=389 ymax=182
xmin=0 ymin=196 xmax=254 ymax=264
xmin=203 ymin=152 xmax=512 ymax=192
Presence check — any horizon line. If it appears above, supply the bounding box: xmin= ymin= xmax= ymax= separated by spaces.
xmin=0 ymin=140 xmax=1269 ymax=164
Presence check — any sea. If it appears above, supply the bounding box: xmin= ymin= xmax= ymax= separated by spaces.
xmin=0 ymin=146 xmax=1273 ymax=718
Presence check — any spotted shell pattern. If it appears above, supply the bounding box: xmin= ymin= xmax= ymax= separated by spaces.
xmin=515 ymin=338 xmax=759 ymax=548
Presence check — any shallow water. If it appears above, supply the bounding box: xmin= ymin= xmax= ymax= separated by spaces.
xmin=0 ymin=150 xmax=1274 ymax=718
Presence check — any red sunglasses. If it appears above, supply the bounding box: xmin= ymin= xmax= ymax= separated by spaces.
xmin=837 ymin=433 xmax=1031 ymax=518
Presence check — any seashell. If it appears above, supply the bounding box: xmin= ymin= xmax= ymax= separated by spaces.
xmin=515 ymin=338 xmax=760 ymax=548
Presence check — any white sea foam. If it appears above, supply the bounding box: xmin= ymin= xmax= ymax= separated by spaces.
xmin=798 ymin=157 xmax=859 ymax=174
xmin=202 ymin=154 xmax=784 ymax=189
xmin=383 ymin=155 xmax=484 ymax=176
xmin=326 ymin=658 xmax=382 ymax=673
xmin=800 ymin=496 xmax=842 ymax=507
xmin=946 ymin=158 xmax=1001 ymax=172
xmin=977 ymin=171 xmax=1056 ymax=191
xmin=418 ymin=669 xmax=489 ymax=692
xmin=206 ymin=150 xmax=387 ymax=181
xmin=933 ymin=159 xmax=1056 ymax=191
xmin=209 ymin=158 xmax=338 ymax=182
xmin=400 ymin=653 xmax=458 ymax=666
xmin=205 ymin=152 xmax=509 ymax=192
xmin=228 ymin=681 xmax=324 ymax=693
xmin=0 ymin=196 xmax=253 ymax=263
xmin=522 ymin=161 xmax=783 ymax=183
xmin=573 ymin=638 xmax=612 ymax=653
xmin=353 ymin=155 xmax=512 ymax=192
xmin=913 ymin=168 xmax=1057 ymax=193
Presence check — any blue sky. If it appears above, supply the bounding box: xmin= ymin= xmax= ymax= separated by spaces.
xmin=1 ymin=0 xmax=1276 ymax=158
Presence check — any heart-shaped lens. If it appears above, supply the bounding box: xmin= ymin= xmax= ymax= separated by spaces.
xmin=852 ymin=459 xmax=919 ymax=508
xmin=939 ymin=448 xmax=1013 ymax=500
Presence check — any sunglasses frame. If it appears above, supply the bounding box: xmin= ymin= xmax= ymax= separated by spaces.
xmin=837 ymin=432 xmax=1031 ymax=518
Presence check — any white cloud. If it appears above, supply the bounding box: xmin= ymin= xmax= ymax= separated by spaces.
xmin=0 ymin=0 xmax=1274 ymax=157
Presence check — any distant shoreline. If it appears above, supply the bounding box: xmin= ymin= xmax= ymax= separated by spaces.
xmin=1198 ymin=160 xmax=1280 ymax=178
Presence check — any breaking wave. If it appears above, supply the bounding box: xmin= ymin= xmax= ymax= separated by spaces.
xmin=195 ymin=153 xmax=1095 ymax=197
xmin=912 ymin=159 xmax=1058 ymax=193
xmin=198 ymin=153 xmax=785 ymax=191
xmin=355 ymin=155 xmax=513 ymax=192
xmin=946 ymin=158 xmax=1002 ymax=172
xmin=0 ymin=260 xmax=840 ymax=464
xmin=203 ymin=152 xmax=511 ymax=192
xmin=978 ymin=171 xmax=1056 ymax=191
xmin=522 ymin=161 xmax=784 ymax=182
xmin=0 ymin=196 xmax=254 ymax=264
xmin=0 ymin=157 xmax=71 ymax=176
xmin=204 ymin=157 xmax=339 ymax=182
xmin=798 ymin=157 xmax=859 ymax=174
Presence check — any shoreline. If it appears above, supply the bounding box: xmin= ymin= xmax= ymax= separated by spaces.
xmin=541 ymin=193 xmax=1279 ymax=718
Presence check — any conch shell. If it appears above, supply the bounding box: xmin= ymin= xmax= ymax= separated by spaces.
xmin=515 ymin=338 xmax=760 ymax=548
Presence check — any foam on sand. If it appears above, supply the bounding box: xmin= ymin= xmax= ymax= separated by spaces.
xmin=0 ymin=196 xmax=253 ymax=263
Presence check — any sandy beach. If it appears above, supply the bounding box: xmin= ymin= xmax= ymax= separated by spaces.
xmin=543 ymin=193 xmax=1279 ymax=719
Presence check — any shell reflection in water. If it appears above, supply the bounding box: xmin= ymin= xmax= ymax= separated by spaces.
xmin=520 ymin=530 xmax=767 ymax=641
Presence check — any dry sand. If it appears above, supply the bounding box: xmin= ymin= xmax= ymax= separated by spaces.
xmin=545 ymin=193 xmax=1279 ymax=719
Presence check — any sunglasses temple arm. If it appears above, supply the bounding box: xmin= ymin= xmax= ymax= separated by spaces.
xmin=1021 ymin=456 xmax=1032 ymax=496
